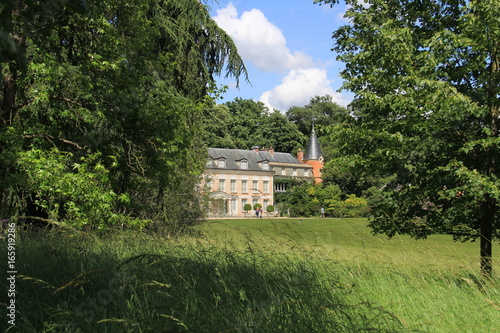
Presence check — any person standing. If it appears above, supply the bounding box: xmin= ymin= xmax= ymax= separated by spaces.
xmin=320 ymin=207 xmax=325 ymax=219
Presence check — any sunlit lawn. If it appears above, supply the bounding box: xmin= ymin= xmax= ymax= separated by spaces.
xmin=9 ymin=217 xmax=499 ymax=332
xmin=194 ymin=217 xmax=484 ymax=275
xmin=191 ymin=217 xmax=500 ymax=332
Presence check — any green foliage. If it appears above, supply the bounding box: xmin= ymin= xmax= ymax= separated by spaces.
xmin=331 ymin=194 xmax=369 ymax=218
xmin=0 ymin=0 xmax=247 ymax=230
xmin=253 ymin=203 xmax=262 ymax=210
xmin=276 ymin=181 xmax=367 ymax=218
xmin=319 ymin=0 xmax=500 ymax=276
xmin=243 ymin=203 xmax=252 ymax=212
xmin=202 ymin=98 xmax=306 ymax=153
xmin=266 ymin=205 xmax=274 ymax=213
xmin=17 ymin=148 xmax=145 ymax=230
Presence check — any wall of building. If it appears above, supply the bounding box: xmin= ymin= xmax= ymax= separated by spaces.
xmin=204 ymin=171 xmax=274 ymax=217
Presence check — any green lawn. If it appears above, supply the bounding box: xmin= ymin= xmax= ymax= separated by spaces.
xmin=5 ymin=218 xmax=499 ymax=332
xmin=194 ymin=217 xmax=483 ymax=275
xmin=192 ymin=218 xmax=500 ymax=332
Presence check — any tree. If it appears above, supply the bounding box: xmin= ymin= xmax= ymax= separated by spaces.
xmin=286 ymin=95 xmax=350 ymax=160
xmin=0 ymin=0 xmax=247 ymax=229
xmin=286 ymin=95 xmax=350 ymax=137
xmin=201 ymin=103 xmax=236 ymax=149
xmin=254 ymin=110 xmax=306 ymax=153
xmin=317 ymin=0 xmax=499 ymax=277
xmin=224 ymin=98 xmax=269 ymax=149
xmin=212 ymin=98 xmax=306 ymax=153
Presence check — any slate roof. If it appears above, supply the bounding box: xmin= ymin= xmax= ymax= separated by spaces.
xmin=207 ymin=148 xmax=303 ymax=171
xmin=303 ymin=130 xmax=322 ymax=160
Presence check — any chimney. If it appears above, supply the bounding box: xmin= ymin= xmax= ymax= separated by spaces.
xmin=268 ymin=146 xmax=275 ymax=156
xmin=297 ymin=149 xmax=304 ymax=162
xmin=251 ymin=145 xmax=260 ymax=153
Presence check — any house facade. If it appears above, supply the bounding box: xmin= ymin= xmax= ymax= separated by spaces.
xmin=203 ymin=146 xmax=311 ymax=217
xmin=203 ymin=125 xmax=324 ymax=217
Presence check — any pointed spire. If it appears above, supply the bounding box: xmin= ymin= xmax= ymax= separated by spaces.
xmin=304 ymin=121 xmax=322 ymax=161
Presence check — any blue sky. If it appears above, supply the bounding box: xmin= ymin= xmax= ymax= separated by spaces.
xmin=209 ymin=0 xmax=354 ymax=112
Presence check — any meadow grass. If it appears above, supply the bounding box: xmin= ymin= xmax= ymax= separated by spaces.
xmin=196 ymin=218 xmax=500 ymax=332
xmin=1 ymin=218 xmax=499 ymax=332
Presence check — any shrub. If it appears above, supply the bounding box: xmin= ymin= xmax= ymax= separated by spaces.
xmin=16 ymin=148 xmax=147 ymax=230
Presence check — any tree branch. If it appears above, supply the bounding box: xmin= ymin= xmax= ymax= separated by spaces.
xmin=24 ymin=134 xmax=91 ymax=152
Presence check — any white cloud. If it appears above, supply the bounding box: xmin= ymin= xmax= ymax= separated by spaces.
xmin=213 ymin=3 xmax=352 ymax=111
xmin=259 ymin=68 xmax=349 ymax=111
xmin=213 ymin=3 xmax=314 ymax=73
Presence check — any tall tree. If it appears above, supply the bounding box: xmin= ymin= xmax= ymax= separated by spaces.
xmin=212 ymin=98 xmax=306 ymax=153
xmin=0 ymin=0 xmax=247 ymax=228
xmin=254 ymin=110 xmax=306 ymax=154
xmin=317 ymin=0 xmax=499 ymax=276
xmin=286 ymin=95 xmax=349 ymax=137
xmin=286 ymin=95 xmax=350 ymax=161
xmin=223 ymin=98 xmax=269 ymax=149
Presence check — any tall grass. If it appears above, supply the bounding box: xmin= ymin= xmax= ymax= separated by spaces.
xmin=1 ymin=218 xmax=499 ymax=332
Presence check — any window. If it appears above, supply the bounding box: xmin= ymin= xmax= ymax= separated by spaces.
xmin=242 ymin=180 xmax=248 ymax=193
xmin=263 ymin=181 xmax=269 ymax=193
xmin=206 ymin=159 xmax=213 ymax=167
xmin=253 ymin=198 xmax=259 ymax=206
xmin=242 ymin=199 xmax=248 ymax=211
xmin=253 ymin=181 xmax=259 ymax=193
xmin=281 ymin=168 xmax=286 ymax=176
xmin=263 ymin=199 xmax=269 ymax=210
xmin=241 ymin=160 xmax=248 ymax=169
xmin=230 ymin=180 xmax=236 ymax=192
xmin=206 ymin=180 xmax=212 ymax=190
xmin=275 ymin=182 xmax=286 ymax=192
xmin=292 ymin=168 xmax=297 ymax=176
xmin=218 ymin=159 xmax=226 ymax=168
xmin=219 ymin=179 xmax=225 ymax=192
xmin=231 ymin=199 xmax=237 ymax=213
xmin=262 ymin=161 xmax=270 ymax=170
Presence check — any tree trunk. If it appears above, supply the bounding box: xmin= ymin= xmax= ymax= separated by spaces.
xmin=480 ymin=48 xmax=499 ymax=278
xmin=480 ymin=195 xmax=495 ymax=278
xmin=2 ymin=70 xmax=17 ymax=127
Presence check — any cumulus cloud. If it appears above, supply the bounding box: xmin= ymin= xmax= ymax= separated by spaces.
xmin=213 ymin=3 xmax=314 ymax=73
xmin=259 ymin=68 xmax=349 ymax=111
xmin=213 ymin=3 xmax=351 ymax=111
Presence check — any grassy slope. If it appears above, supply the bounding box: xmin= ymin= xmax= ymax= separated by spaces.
xmin=2 ymin=218 xmax=499 ymax=332
xmin=194 ymin=218 xmax=500 ymax=332
xmin=195 ymin=218 xmax=481 ymax=272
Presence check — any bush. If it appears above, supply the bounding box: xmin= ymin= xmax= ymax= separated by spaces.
xmin=16 ymin=148 xmax=146 ymax=230
xmin=330 ymin=194 xmax=369 ymax=218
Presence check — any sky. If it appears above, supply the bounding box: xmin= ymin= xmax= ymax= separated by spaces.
xmin=209 ymin=0 xmax=354 ymax=112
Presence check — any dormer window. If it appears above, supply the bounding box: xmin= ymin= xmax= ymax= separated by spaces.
xmin=240 ymin=160 xmax=248 ymax=169
xmin=218 ymin=159 xmax=226 ymax=168
xmin=206 ymin=159 xmax=213 ymax=167
xmin=262 ymin=161 xmax=270 ymax=171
